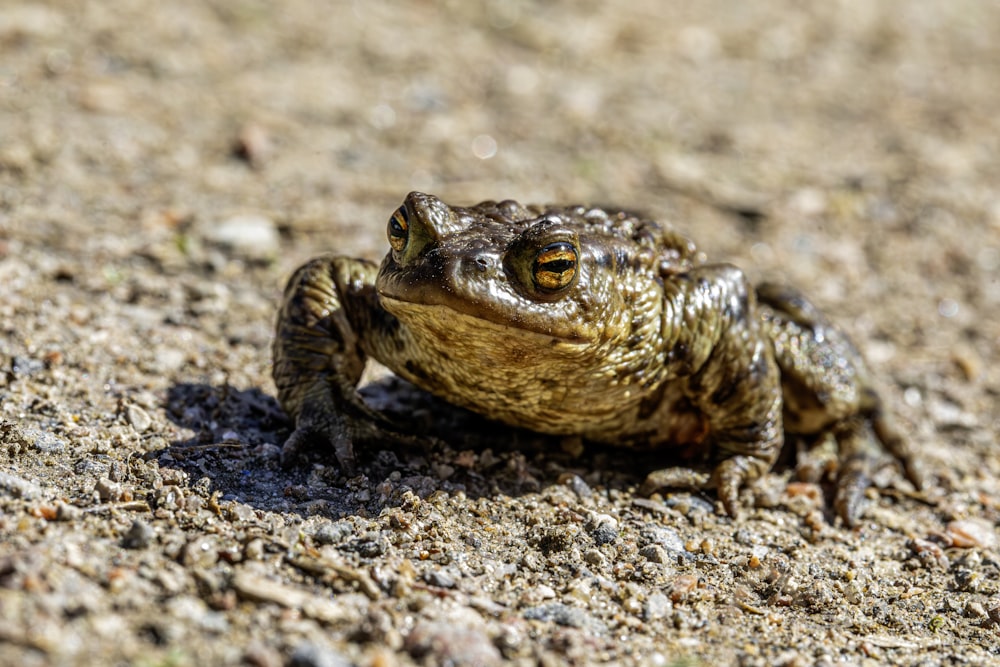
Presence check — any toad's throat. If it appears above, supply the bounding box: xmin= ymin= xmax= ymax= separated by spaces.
xmin=377 ymin=293 xmax=593 ymax=345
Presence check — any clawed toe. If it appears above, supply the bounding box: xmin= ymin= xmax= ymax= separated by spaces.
xmin=711 ymin=455 xmax=770 ymax=519
xmin=833 ymin=458 xmax=871 ymax=527
xmin=279 ymin=414 xmax=358 ymax=474
xmin=639 ymin=467 xmax=712 ymax=498
xmin=828 ymin=415 xmax=926 ymax=526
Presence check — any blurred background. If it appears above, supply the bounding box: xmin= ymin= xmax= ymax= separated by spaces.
xmin=2 ymin=2 xmax=1000 ymax=665
xmin=5 ymin=1 xmax=998 ymax=259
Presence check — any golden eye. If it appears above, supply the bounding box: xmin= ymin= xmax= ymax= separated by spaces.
xmin=387 ymin=206 xmax=409 ymax=252
xmin=533 ymin=241 xmax=577 ymax=291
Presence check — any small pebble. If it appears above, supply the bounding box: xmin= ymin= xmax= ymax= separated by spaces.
xmin=74 ymin=459 xmax=109 ymax=476
xmin=55 ymin=502 xmax=82 ymax=521
xmin=964 ymin=600 xmax=988 ymax=619
xmin=288 ymin=642 xmax=352 ymax=667
xmin=561 ymin=473 xmax=593 ymax=499
xmin=182 ymin=537 xmax=219 ymax=568
xmin=313 ymin=521 xmax=354 ymax=544
xmin=95 ymin=477 xmax=124 ymax=502
xmin=154 ymin=485 xmax=185 ymax=511
xmin=242 ymin=642 xmax=283 ymax=667
xmin=0 ymin=471 xmax=42 ymax=499
xmin=405 ymin=621 xmax=502 ymax=667
xmin=126 ymin=404 xmax=153 ymax=433
xmin=944 ymin=519 xmax=997 ymax=550
xmin=523 ymin=603 xmax=605 ymax=633
xmin=643 ymin=526 xmax=689 ymax=559
xmin=344 ymin=534 xmax=389 ymax=558
xmin=243 ymin=538 xmax=265 ymax=561
xmin=640 ymin=544 xmax=668 ymax=564
xmin=423 ymin=569 xmax=457 ymax=588
xmin=670 ymin=575 xmax=699 ymax=603
xmin=927 ymin=399 xmax=976 ymax=429
xmin=908 ymin=538 xmax=950 ymax=570
xmin=122 ymin=519 xmax=155 ymax=549
xmin=231 ymin=569 xmax=353 ymax=623
xmin=204 ymin=214 xmax=278 ymax=261
xmin=10 ymin=356 xmax=45 ymax=377
xmin=533 ymin=585 xmax=556 ymax=600
xmin=587 ymin=513 xmax=618 ymax=546
xmin=644 ymin=592 xmax=672 ymax=620
xmin=234 ymin=122 xmax=273 ymax=167
xmin=160 ymin=468 xmax=189 ymax=486
xmin=23 ymin=428 xmax=66 ymax=453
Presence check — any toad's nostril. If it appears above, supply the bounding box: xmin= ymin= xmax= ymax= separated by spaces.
xmin=474 ymin=256 xmax=490 ymax=271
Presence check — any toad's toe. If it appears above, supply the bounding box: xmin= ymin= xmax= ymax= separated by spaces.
xmin=280 ymin=413 xmax=357 ymax=474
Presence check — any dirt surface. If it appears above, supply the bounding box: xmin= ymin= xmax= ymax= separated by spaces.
xmin=2 ymin=1 xmax=1000 ymax=665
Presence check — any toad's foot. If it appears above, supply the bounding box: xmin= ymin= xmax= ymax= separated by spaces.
xmin=829 ymin=415 xmax=925 ymax=527
xmin=280 ymin=409 xmax=357 ymax=472
xmin=640 ymin=431 xmax=922 ymax=526
xmin=280 ymin=397 xmax=438 ymax=474
xmin=640 ymin=454 xmax=771 ymax=519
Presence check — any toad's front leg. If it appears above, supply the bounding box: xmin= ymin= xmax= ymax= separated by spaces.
xmin=272 ymin=255 xmax=403 ymax=471
xmin=641 ymin=265 xmax=784 ymax=517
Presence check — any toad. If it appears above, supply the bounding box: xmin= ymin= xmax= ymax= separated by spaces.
xmin=272 ymin=192 xmax=922 ymax=524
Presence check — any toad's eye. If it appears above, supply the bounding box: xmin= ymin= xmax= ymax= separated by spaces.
xmin=387 ymin=206 xmax=409 ymax=252
xmin=533 ymin=241 xmax=578 ymax=291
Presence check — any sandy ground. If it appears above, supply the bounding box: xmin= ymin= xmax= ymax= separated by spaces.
xmin=2 ymin=1 xmax=1000 ymax=665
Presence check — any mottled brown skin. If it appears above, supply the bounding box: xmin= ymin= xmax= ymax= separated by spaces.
xmin=273 ymin=192 xmax=922 ymax=525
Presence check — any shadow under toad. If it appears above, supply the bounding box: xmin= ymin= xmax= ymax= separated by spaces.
xmin=157 ymin=377 xmax=673 ymax=519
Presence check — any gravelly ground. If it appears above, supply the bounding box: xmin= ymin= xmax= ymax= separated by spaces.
xmin=1 ymin=1 xmax=999 ymax=665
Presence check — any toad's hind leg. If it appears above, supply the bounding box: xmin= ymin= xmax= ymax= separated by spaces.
xmin=756 ymin=283 xmax=924 ymax=525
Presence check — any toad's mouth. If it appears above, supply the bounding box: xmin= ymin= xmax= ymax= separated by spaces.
xmin=377 ymin=293 xmax=593 ymax=346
